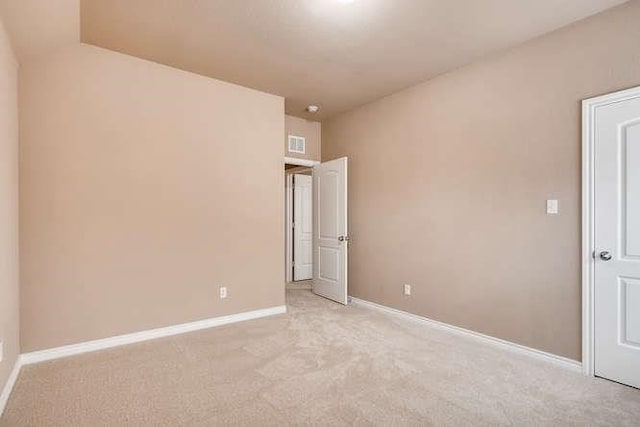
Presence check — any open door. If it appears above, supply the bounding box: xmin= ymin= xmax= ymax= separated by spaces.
xmin=312 ymin=157 xmax=348 ymax=304
xmin=293 ymin=174 xmax=313 ymax=281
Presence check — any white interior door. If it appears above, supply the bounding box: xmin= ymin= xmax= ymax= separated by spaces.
xmin=293 ymin=174 xmax=313 ymax=281
xmin=312 ymin=157 xmax=348 ymax=304
xmin=594 ymin=92 xmax=640 ymax=389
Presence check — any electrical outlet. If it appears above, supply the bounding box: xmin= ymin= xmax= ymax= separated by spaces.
xmin=219 ymin=286 xmax=227 ymax=299
xmin=404 ymin=284 xmax=411 ymax=296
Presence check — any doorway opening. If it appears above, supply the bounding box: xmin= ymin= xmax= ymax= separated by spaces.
xmin=283 ymin=156 xmax=349 ymax=305
xmin=285 ymin=163 xmax=313 ymax=288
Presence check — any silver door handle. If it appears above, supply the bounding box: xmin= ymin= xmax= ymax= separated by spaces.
xmin=599 ymin=251 xmax=612 ymax=261
xmin=338 ymin=235 xmax=351 ymax=242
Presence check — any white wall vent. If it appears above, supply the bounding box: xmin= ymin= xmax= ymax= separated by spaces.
xmin=288 ymin=135 xmax=306 ymax=154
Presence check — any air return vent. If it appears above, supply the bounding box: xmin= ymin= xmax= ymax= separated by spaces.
xmin=288 ymin=135 xmax=306 ymax=154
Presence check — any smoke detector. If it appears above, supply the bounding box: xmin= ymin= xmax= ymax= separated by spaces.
xmin=306 ymin=105 xmax=320 ymax=113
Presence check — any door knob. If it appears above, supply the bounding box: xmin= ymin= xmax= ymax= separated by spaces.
xmin=599 ymin=251 xmax=612 ymax=261
xmin=338 ymin=235 xmax=350 ymax=242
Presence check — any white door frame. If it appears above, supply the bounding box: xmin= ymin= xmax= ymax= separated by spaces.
xmin=285 ymin=173 xmax=294 ymax=283
xmin=581 ymin=84 xmax=640 ymax=377
xmin=285 ymin=157 xmax=320 ymax=283
xmin=284 ymin=157 xmax=320 ymax=167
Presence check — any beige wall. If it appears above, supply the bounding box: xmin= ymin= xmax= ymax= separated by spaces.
xmin=0 ymin=0 xmax=79 ymax=61
xmin=285 ymin=115 xmax=321 ymax=162
xmin=0 ymin=16 xmax=19 ymax=392
xmin=323 ymin=1 xmax=640 ymax=361
xmin=19 ymin=43 xmax=285 ymax=352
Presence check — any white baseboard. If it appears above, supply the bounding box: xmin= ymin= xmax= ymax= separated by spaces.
xmin=21 ymin=305 xmax=287 ymax=365
xmin=1 ymin=305 xmax=286 ymax=417
xmin=0 ymin=357 xmax=23 ymax=417
xmin=350 ymin=297 xmax=582 ymax=373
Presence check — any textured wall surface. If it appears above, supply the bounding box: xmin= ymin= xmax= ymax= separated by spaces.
xmin=19 ymin=44 xmax=285 ymax=351
xmin=0 ymin=16 xmax=19 ymax=395
xmin=285 ymin=115 xmax=321 ymax=162
xmin=323 ymin=1 xmax=640 ymax=360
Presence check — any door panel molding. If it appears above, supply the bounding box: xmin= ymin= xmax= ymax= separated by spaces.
xmin=621 ymin=120 xmax=640 ymax=259
xmin=619 ymin=277 xmax=640 ymax=349
xmin=582 ymin=84 xmax=640 ymax=378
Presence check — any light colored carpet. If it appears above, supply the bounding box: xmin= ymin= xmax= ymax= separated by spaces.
xmin=2 ymin=289 xmax=639 ymax=426
xmin=286 ymin=280 xmax=312 ymax=290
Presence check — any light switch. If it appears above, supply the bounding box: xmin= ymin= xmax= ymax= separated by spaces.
xmin=546 ymin=199 xmax=559 ymax=215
